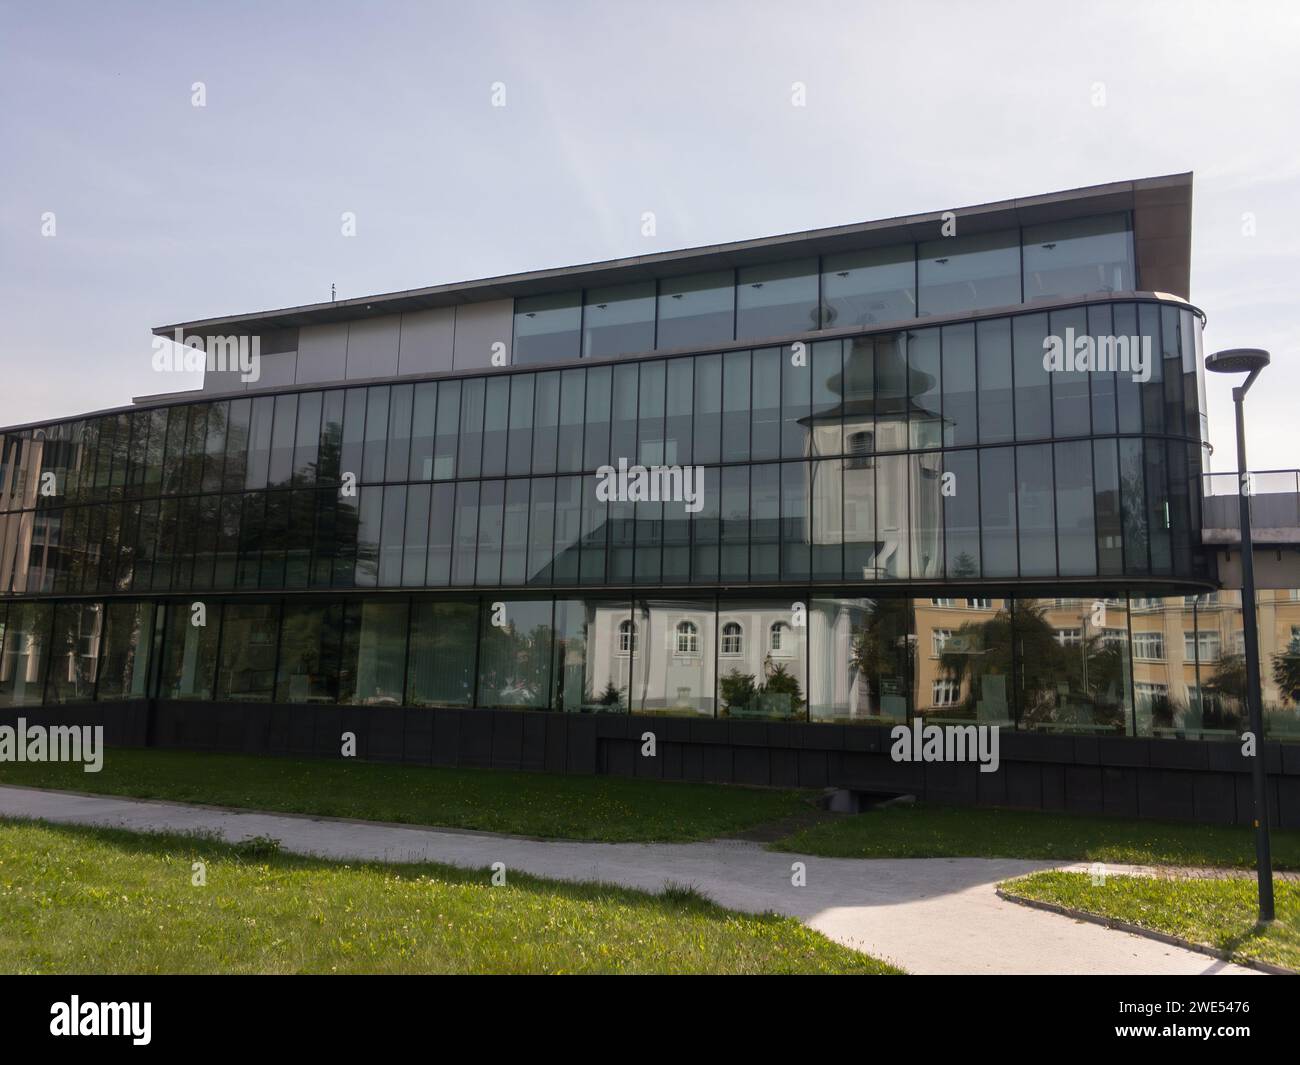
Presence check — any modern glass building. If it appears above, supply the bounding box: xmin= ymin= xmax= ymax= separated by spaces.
xmin=3 ymin=172 xmax=1299 ymax=825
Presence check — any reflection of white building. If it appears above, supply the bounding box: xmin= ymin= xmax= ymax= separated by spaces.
xmin=569 ymin=598 xmax=917 ymax=723
xmin=804 ymin=335 xmax=945 ymax=582
xmin=807 ymin=599 xmax=910 ymax=722
xmin=576 ymin=602 xmax=808 ymax=717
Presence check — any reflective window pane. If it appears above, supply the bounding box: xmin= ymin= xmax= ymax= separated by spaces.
xmin=822 ymin=245 xmax=915 ymax=328
xmin=339 ymin=599 xmax=407 ymax=705
xmin=918 ymin=230 xmax=1019 ymax=317
xmin=514 ymin=291 xmax=580 ymax=365
xmin=583 ymin=281 xmax=655 ymax=359
xmin=1023 ymin=213 xmax=1133 ymax=302
xmin=407 ymin=598 xmax=478 ymax=707
xmin=477 ymin=599 xmax=552 ymax=709
xmin=656 ymin=270 xmax=734 ymax=349
xmin=737 ymin=259 xmax=817 ymax=339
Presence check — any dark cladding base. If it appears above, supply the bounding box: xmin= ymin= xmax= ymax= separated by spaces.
xmin=5 ymin=700 xmax=1300 ymax=829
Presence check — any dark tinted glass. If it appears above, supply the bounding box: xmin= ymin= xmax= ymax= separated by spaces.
xmin=514 ymin=291 xmax=581 ymax=364
xmin=1023 ymin=213 xmax=1133 ymax=301
xmin=583 ymin=281 xmax=655 ymax=358
xmin=736 ymin=259 xmax=817 ymax=339
xmin=822 ymin=245 xmax=915 ymax=328
xmin=656 ymin=270 xmax=733 ymax=349
xmin=918 ymin=230 xmax=1019 ymax=317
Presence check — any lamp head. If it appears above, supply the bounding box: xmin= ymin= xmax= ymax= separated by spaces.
xmin=1206 ymin=348 xmax=1270 ymax=375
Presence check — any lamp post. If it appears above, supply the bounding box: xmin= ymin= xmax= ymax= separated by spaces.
xmin=1205 ymin=347 xmax=1273 ymax=923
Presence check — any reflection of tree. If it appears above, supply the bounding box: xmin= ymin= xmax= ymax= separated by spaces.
xmin=938 ymin=604 xmax=1015 ymax=718
xmin=719 ymin=670 xmax=756 ymax=710
xmin=584 ymin=679 xmax=625 ymax=711
xmin=1202 ymin=653 xmax=1246 ymax=727
xmin=850 ymin=599 xmax=914 ymax=716
xmin=950 ymin=552 xmax=978 ymax=578
xmin=936 ymin=601 xmax=1128 ymax=730
xmin=1120 ymin=454 xmax=1147 ymax=561
xmin=1273 ymin=642 xmax=1300 ymax=706
xmin=479 ymin=620 xmax=551 ymax=706
xmin=718 ymin=661 xmax=805 ymax=719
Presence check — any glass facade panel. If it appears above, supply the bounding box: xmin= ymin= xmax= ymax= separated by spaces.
xmin=44 ymin=601 xmax=101 ymax=704
xmin=1050 ymin=306 xmax=1091 ymax=437
xmin=1023 ymin=213 xmax=1133 ymax=302
xmin=918 ymin=230 xmax=1019 ymax=317
xmin=583 ymin=282 xmax=655 ymax=358
xmin=630 ymin=598 xmax=714 ymax=715
xmin=275 ymin=601 xmax=343 ymax=703
xmin=339 ymin=599 xmax=407 ymax=705
xmin=407 ymin=598 xmax=477 ymax=707
xmin=582 ymin=365 xmax=611 ymax=471
xmin=810 ymin=340 xmax=843 ymax=458
xmin=938 ymin=451 xmax=978 ymax=579
xmin=216 ymin=601 xmax=279 ymax=701
xmin=409 ymin=382 xmax=437 ymax=480
xmin=477 ymin=598 xmax=552 ymax=709
xmin=656 ymin=270 xmax=733 ymax=349
xmin=751 ymin=347 xmax=781 ymax=462
xmin=1013 ymin=313 xmax=1051 ymax=440
xmin=1055 ymin=441 xmax=1096 ymax=577
xmin=1016 ymin=597 xmax=1133 ymax=735
xmin=722 ymin=350 xmax=750 ymax=462
xmin=0 ymin=601 xmax=52 ymax=706
xmin=514 ymin=292 xmax=581 ymax=365
xmin=908 ymin=328 xmax=942 ymax=450
xmin=822 ymin=245 xmax=915 ymax=328
xmin=718 ymin=599 xmax=806 ymax=721
xmin=1016 ymin=444 xmax=1056 ymax=577
xmin=97 ymin=600 xmax=155 ymax=701
xmin=737 ymin=259 xmax=818 ymax=339
xmin=158 ymin=601 xmax=219 ymax=700
xmin=692 ymin=354 xmax=722 ymax=465
xmin=809 ymin=598 xmax=912 ymax=724
xmin=923 ymin=597 xmax=1011 ymax=725
xmin=941 ymin=323 xmax=976 ymax=448
xmin=552 ymin=598 xmax=632 ymax=712
xmin=386 ymin=383 xmax=413 ymax=482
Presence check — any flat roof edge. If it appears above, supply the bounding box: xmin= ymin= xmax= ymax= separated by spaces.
xmin=152 ymin=173 xmax=1192 ymax=337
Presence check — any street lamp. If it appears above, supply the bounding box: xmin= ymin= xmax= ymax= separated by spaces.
xmin=1205 ymin=347 xmax=1273 ymax=923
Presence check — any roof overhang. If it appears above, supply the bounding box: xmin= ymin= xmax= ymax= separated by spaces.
xmin=152 ymin=172 xmax=1193 ymax=340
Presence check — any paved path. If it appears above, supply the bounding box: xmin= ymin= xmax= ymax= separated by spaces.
xmin=0 ymin=785 xmax=1258 ymax=976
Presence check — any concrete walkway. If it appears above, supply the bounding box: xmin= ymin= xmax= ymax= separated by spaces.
xmin=0 ymin=785 xmax=1259 ymax=976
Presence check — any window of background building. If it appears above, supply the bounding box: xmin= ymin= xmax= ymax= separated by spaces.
xmin=631 ymin=600 xmax=713 ymax=715
xmin=720 ymin=621 xmax=744 ymax=656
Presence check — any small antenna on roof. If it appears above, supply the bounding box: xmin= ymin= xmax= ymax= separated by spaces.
xmin=331 ymin=283 xmax=336 ymax=302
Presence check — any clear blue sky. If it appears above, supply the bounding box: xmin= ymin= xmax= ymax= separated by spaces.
xmin=1 ymin=0 xmax=1296 ymax=471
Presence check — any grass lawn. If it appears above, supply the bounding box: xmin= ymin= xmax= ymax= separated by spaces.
xmin=773 ymin=802 xmax=1300 ymax=870
xmin=0 ymin=818 xmax=899 ymax=974
xmin=0 ymin=748 xmax=811 ymax=842
xmin=1000 ymin=871 xmax=1299 ymax=972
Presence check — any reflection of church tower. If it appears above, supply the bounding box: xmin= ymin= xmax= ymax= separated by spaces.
xmin=800 ymin=333 xmax=946 ymax=580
